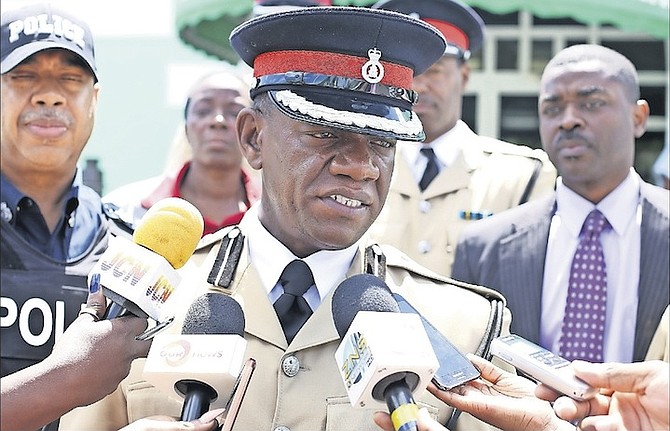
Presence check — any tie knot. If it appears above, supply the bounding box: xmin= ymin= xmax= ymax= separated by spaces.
xmin=420 ymin=147 xmax=437 ymax=161
xmin=279 ymin=260 xmax=314 ymax=296
xmin=581 ymin=209 xmax=611 ymax=238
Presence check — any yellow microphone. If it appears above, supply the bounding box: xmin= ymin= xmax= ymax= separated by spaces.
xmin=133 ymin=197 xmax=204 ymax=269
xmin=91 ymin=197 xmax=204 ymax=321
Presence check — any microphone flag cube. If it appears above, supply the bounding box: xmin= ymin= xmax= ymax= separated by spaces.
xmin=334 ymin=311 xmax=438 ymax=409
xmin=88 ymin=236 xmax=182 ymax=322
xmin=143 ymin=334 xmax=248 ymax=410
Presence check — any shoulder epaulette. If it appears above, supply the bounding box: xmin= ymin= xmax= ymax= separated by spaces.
xmin=102 ymin=202 xmax=134 ymax=239
xmin=379 ymin=243 xmax=506 ymax=304
xmin=478 ymin=136 xmax=549 ymax=163
xmin=197 ymin=226 xmax=235 ymax=250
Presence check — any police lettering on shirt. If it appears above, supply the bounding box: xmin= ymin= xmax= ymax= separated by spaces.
xmin=7 ymin=14 xmax=86 ymax=50
xmin=0 ymin=263 xmax=90 ymax=376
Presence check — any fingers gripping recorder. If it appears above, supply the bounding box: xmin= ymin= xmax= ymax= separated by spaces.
xmin=89 ymin=197 xmax=204 ymax=327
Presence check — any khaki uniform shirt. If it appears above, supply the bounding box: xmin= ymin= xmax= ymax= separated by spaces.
xmin=369 ymin=122 xmax=556 ymax=277
xmin=60 ymin=229 xmax=511 ymax=431
xmin=646 ymin=305 xmax=669 ymax=362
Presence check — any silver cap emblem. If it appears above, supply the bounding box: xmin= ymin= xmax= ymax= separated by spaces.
xmin=361 ymin=48 xmax=384 ymax=84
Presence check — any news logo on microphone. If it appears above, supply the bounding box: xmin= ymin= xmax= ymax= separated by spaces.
xmin=143 ymin=332 xmax=247 ymax=409
xmin=90 ymin=235 xmax=182 ymax=322
xmin=90 ymin=197 xmax=204 ymax=321
xmin=340 ymin=330 xmax=374 ymax=389
xmin=335 ymin=311 xmax=438 ymax=409
xmin=143 ymin=292 xmax=250 ymax=419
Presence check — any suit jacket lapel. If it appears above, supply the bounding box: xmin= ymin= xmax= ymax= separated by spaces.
xmin=498 ymin=197 xmax=555 ymax=343
xmin=634 ymin=189 xmax=670 ymax=360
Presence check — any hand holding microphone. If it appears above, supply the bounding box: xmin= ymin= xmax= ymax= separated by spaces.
xmin=143 ymin=292 xmax=249 ymax=421
xmin=117 ymin=408 xmax=224 ymax=431
xmin=333 ymin=274 xmax=438 ymax=431
xmin=0 ymin=275 xmax=150 ymax=431
xmin=89 ymin=197 xmax=204 ymax=321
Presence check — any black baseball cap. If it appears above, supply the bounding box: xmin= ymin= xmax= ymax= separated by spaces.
xmin=373 ymin=0 xmax=484 ymax=60
xmin=1 ymin=2 xmax=97 ymax=81
xmin=229 ymin=6 xmax=446 ymax=142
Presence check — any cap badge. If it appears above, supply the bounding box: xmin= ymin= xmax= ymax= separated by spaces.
xmin=361 ymin=47 xmax=384 ymax=84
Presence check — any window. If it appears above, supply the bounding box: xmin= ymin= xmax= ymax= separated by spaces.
xmin=635 ymin=131 xmax=666 ymax=184
xmin=533 ymin=15 xmax=585 ymax=26
xmin=641 ymin=86 xmax=666 ymax=117
xmin=499 ymin=96 xmax=541 ymax=148
xmin=532 ymin=40 xmax=553 ymax=74
xmin=602 ymin=40 xmax=667 ymax=71
xmin=496 ymin=40 xmax=519 ymax=70
xmin=462 ymin=95 xmax=477 ymax=132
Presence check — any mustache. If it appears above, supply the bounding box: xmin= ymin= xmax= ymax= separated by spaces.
xmin=21 ymin=109 xmax=72 ymax=126
xmin=556 ymin=129 xmax=590 ymax=145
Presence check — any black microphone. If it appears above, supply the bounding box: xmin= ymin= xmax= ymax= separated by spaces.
xmin=332 ymin=274 xmax=438 ymax=431
xmin=142 ymin=292 xmax=247 ymax=421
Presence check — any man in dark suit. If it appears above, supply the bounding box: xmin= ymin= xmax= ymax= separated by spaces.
xmin=452 ymin=44 xmax=669 ymax=363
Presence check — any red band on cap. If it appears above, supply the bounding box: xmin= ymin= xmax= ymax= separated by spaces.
xmin=423 ymin=18 xmax=469 ymax=51
xmin=253 ymin=50 xmax=413 ymax=88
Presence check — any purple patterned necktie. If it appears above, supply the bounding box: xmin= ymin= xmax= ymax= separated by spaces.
xmin=558 ymin=209 xmax=612 ymax=362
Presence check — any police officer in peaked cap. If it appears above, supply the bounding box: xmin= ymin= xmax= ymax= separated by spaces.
xmin=369 ymin=0 xmax=557 ymax=277
xmin=62 ymin=7 xmax=510 ymax=431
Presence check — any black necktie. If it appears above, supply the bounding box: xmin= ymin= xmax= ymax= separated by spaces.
xmin=273 ymin=260 xmax=315 ymax=343
xmin=419 ymin=147 xmax=439 ymax=191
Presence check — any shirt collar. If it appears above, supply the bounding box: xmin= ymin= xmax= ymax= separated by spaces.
xmin=239 ymin=203 xmax=360 ymax=302
xmin=1 ymin=172 xmax=25 ymax=216
xmin=556 ymin=168 xmax=640 ymax=237
xmin=1 ymin=170 xmax=81 ymax=223
xmin=399 ymin=119 xmax=470 ymax=170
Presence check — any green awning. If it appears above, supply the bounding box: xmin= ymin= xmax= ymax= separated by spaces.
xmin=176 ymin=0 xmax=669 ymax=62
xmin=176 ymin=0 xmax=253 ymax=63
xmin=466 ymin=0 xmax=669 ymax=40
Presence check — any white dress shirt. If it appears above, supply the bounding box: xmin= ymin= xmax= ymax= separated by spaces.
xmin=399 ymin=120 xmax=471 ymax=183
xmin=542 ymin=169 xmax=642 ymax=362
xmin=239 ymin=203 xmax=360 ymax=311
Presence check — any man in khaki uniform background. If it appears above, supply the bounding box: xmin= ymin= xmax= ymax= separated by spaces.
xmin=61 ymin=6 xmax=511 ymax=431
xmin=369 ymin=0 xmax=556 ymax=277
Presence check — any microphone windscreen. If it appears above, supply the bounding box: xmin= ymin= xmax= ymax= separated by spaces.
xmin=182 ymin=293 xmax=245 ymax=336
xmin=332 ymin=274 xmax=399 ymax=337
xmin=133 ymin=197 xmax=204 ymax=269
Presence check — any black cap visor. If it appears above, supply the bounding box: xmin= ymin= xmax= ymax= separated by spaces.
xmin=266 ymin=87 xmax=425 ymax=142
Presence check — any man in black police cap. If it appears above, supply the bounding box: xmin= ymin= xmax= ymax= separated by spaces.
xmin=369 ymin=0 xmax=556 ymax=278
xmin=1 ymin=2 xmax=151 ymax=431
xmin=61 ymin=6 xmax=510 ymax=431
